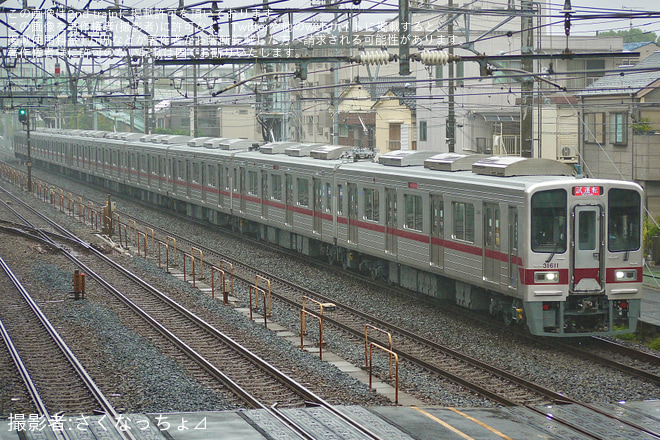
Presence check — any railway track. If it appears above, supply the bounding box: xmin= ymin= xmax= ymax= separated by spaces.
xmin=95 ymin=193 xmax=660 ymax=407
xmin=20 ymin=179 xmax=572 ymax=407
xmin=0 ymin=256 xmax=116 ymax=418
xmin=0 ymin=183 xmax=389 ymax=440
xmin=9 ymin=169 xmax=660 ymax=403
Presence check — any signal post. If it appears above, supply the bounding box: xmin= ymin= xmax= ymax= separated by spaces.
xmin=18 ymin=108 xmax=32 ymax=192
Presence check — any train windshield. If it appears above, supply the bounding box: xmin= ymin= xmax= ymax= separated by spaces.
xmin=608 ymin=189 xmax=641 ymax=252
xmin=531 ymin=189 xmax=567 ymax=253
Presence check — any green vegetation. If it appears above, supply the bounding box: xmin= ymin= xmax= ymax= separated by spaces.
xmin=597 ymin=28 xmax=658 ymax=44
xmin=633 ymin=118 xmax=654 ymax=135
xmin=617 ymin=333 xmax=660 ymax=352
xmin=154 ymin=127 xmax=190 ymax=136
xmin=643 ymin=215 xmax=660 ymax=257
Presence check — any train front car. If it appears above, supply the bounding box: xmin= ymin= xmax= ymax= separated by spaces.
xmin=523 ymin=180 xmax=643 ymax=336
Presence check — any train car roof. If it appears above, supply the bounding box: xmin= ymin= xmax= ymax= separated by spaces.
xmin=29 ymin=130 xmax=640 ymax=194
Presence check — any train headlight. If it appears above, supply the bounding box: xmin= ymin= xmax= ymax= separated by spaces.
xmin=615 ymin=270 xmax=637 ymax=281
xmin=535 ymin=271 xmax=560 ymax=283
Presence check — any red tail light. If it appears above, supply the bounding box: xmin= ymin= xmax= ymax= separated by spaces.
xmin=619 ymin=301 xmax=628 ymax=309
xmin=542 ymin=303 xmax=550 ymax=311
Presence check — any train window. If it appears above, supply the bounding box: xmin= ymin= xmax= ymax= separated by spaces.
xmin=608 ymin=189 xmax=640 ymax=252
xmin=531 ymin=189 xmax=566 ymax=253
xmin=208 ymin=165 xmax=216 ymax=186
xmin=452 ymin=201 xmax=474 ymax=242
xmin=364 ymin=188 xmax=380 ymax=222
xmin=272 ymin=174 xmax=282 ymax=201
xmin=578 ymin=211 xmax=597 ymax=250
xmin=297 ymin=178 xmax=309 ymax=206
xmin=324 ymin=183 xmax=332 ymax=213
xmin=178 ymin=160 xmax=185 ymax=180
xmin=337 ymin=184 xmax=344 ymax=215
xmin=192 ymin=163 xmax=200 ymax=183
xmin=405 ymin=194 xmax=423 ymax=231
xmin=248 ymin=171 xmax=258 ymax=195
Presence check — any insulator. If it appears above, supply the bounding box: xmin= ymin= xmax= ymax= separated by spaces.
xmin=419 ymin=50 xmax=452 ymax=65
xmin=356 ymin=51 xmax=390 ymax=65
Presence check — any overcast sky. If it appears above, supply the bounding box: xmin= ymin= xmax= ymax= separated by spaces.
xmin=547 ymin=0 xmax=660 ymax=37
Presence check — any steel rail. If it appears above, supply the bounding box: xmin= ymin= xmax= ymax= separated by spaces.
xmin=1 ymin=185 xmax=386 ymax=440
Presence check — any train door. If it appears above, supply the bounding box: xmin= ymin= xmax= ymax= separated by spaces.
xmin=385 ymin=188 xmax=397 ymax=254
xmin=348 ymin=183 xmax=358 ymax=244
xmin=313 ymin=178 xmax=322 ymax=234
xmin=430 ymin=194 xmax=443 ymax=267
xmin=239 ymin=167 xmax=246 ymax=212
xmin=171 ymin=159 xmax=177 ymax=192
xmin=218 ymin=167 xmax=225 ymax=207
xmin=200 ymin=162 xmax=207 ymax=202
xmin=508 ymin=207 xmax=518 ymax=289
xmin=572 ymin=205 xmax=603 ymax=292
xmin=261 ymin=170 xmax=268 ymax=219
xmin=483 ymin=203 xmax=500 ymax=284
xmin=137 ymin=155 xmax=142 ymax=185
xmin=186 ymin=160 xmax=192 ymax=198
xmin=285 ymin=174 xmax=293 ymax=225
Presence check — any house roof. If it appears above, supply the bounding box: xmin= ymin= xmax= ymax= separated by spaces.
xmin=623 ymin=41 xmax=658 ymax=52
xmin=360 ymin=76 xmax=417 ymax=110
xmin=576 ymin=51 xmax=660 ymax=97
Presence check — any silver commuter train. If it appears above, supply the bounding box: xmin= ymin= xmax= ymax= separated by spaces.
xmin=13 ymin=128 xmax=644 ymax=337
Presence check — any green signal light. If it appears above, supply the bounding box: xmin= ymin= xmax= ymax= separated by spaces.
xmin=18 ymin=108 xmax=27 ymax=124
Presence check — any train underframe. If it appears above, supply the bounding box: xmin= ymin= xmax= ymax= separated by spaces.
xmin=28 ymin=161 xmax=640 ymax=337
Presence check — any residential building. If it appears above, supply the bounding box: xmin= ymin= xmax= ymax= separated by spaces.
xmin=576 ymin=51 xmax=660 ymax=216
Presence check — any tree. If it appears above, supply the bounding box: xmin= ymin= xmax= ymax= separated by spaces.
xmin=597 ymin=28 xmax=657 ymax=44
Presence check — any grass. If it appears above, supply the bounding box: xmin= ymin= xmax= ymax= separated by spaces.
xmin=616 ymin=333 xmax=660 ymax=351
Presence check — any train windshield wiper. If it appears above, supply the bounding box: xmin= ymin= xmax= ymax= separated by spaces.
xmin=545 ymin=240 xmax=562 ymax=263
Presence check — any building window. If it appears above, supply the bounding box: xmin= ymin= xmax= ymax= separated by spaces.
xmin=419 ymin=121 xmax=427 ymax=142
xmin=364 ymin=188 xmax=380 ymax=222
xmin=584 ymin=112 xmax=605 ymax=144
xmin=435 ymin=64 xmax=443 ymax=87
xmin=456 ymin=61 xmax=464 ymax=86
xmin=610 ymin=112 xmax=627 ymax=145
xmin=404 ymin=194 xmax=423 ymax=231
xmin=452 ymin=201 xmax=475 ymax=242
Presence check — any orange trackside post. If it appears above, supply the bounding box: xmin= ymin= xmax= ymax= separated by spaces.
xmin=300 ymin=309 xmax=323 ymax=360
xmin=254 ymin=275 xmax=271 ymax=317
xmin=191 ymin=247 xmax=204 ymax=279
xmin=365 ymin=324 xmax=394 ymax=377
xmin=369 ymin=343 xmax=399 ymax=404
xmin=210 ymin=266 xmax=226 ymax=303
xmin=128 ymin=219 xmax=137 ymax=246
xmin=166 ymin=237 xmax=177 ymax=266
xmin=249 ymin=285 xmax=268 ymax=328
xmin=145 ymin=227 xmax=155 ymax=254
xmin=182 ymin=253 xmax=196 ymax=287
xmin=136 ymin=231 xmax=147 ymax=258
xmin=218 ymin=260 xmax=234 ymax=297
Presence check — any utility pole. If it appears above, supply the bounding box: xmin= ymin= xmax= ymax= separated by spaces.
xmin=520 ymin=0 xmax=534 ymax=157
xmin=399 ymin=0 xmax=410 ymax=76
xmin=447 ymin=0 xmax=455 ymax=153
xmin=192 ymin=60 xmax=198 ymax=137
